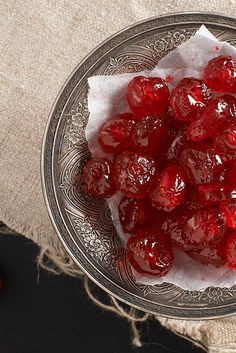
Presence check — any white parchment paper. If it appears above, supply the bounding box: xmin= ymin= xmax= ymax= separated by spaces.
xmin=86 ymin=26 xmax=236 ymax=290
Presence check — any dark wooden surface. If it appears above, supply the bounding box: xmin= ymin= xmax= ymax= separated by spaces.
xmin=0 ymin=229 xmax=204 ymax=353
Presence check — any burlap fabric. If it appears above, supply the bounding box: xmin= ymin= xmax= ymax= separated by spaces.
xmin=1 ymin=1 xmax=236 ymax=351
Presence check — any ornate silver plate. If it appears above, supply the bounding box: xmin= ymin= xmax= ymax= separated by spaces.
xmin=42 ymin=13 xmax=236 ymax=319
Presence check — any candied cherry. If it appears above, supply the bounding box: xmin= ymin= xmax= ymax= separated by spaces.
xmin=184 ymin=207 xmax=225 ymax=249
xmin=83 ymin=157 xmax=116 ymax=197
xmin=149 ymin=165 xmax=187 ymax=211
xmin=226 ymin=232 xmax=236 ymax=268
xmin=220 ymin=201 xmax=236 ymax=230
xmin=98 ymin=113 xmax=136 ymax=154
xmin=222 ymin=94 xmax=236 ymax=117
xmin=157 ymin=111 xmax=181 ymax=165
xmin=214 ymin=119 xmax=236 ymax=164
xmin=168 ymin=126 xmax=188 ymax=161
xmin=132 ymin=115 xmax=164 ymax=156
xmin=186 ymin=238 xmax=227 ymax=267
xmin=118 ymin=197 xmax=150 ymax=233
xmin=219 ymin=166 xmax=232 ymax=184
xmin=170 ymin=78 xmax=212 ymax=122
xmin=203 ymin=55 xmax=236 ymax=93
xmin=127 ymin=229 xmax=174 ymax=277
xmin=223 ymin=125 xmax=236 ymax=149
xmin=161 ymin=211 xmax=189 ymax=251
xmin=199 ymin=184 xmax=236 ymax=203
xmin=187 ymin=97 xmax=231 ymax=142
xmin=127 ymin=76 xmax=170 ymax=120
xmin=114 ymin=151 xmax=157 ymax=198
xmin=180 ymin=143 xmax=223 ymax=185
xmin=178 ymin=186 xmax=203 ymax=218
xmin=229 ymin=162 xmax=236 ymax=186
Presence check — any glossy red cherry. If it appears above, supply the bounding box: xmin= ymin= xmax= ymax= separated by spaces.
xmin=203 ymin=55 xmax=236 ymax=93
xmin=199 ymin=184 xmax=236 ymax=203
xmin=187 ymin=97 xmax=231 ymax=142
xmin=229 ymin=162 xmax=236 ymax=186
xmin=114 ymin=151 xmax=157 ymax=198
xmin=170 ymin=78 xmax=212 ymax=122
xmin=127 ymin=229 xmax=174 ymax=277
xmin=132 ymin=115 xmax=164 ymax=156
xmin=214 ymin=119 xmax=236 ymax=164
xmin=184 ymin=207 xmax=225 ymax=249
xmin=220 ymin=201 xmax=236 ymax=230
xmin=219 ymin=166 xmax=232 ymax=185
xmin=127 ymin=76 xmax=170 ymax=119
xmin=178 ymin=186 xmax=203 ymax=218
xmin=186 ymin=238 xmax=227 ymax=267
xmin=180 ymin=143 xmax=224 ymax=185
xmin=157 ymin=111 xmax=181 ymax=165
xmin=161 ymin=212 xmax=190 ymax=251
xmin=83 ymin=157 xmax=116 ymax=197
xmin=149 ymin=165 xmax=187 ymax=211
xmin=98 ymin=113 xmax=136 ymax=154
xmin=222 ymin=123 xmax=236 ymax=148
xmin=222 ymin=94 xmax=236 ymax=117
xmin=226 ymin=232 xmax=236 ymax=268
xmin=167 ymin=126 xmax=188 ymax=162
xmin=118 ymin=197 xmax=150 ymax=233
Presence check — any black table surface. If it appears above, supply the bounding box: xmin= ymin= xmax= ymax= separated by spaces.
xmin=0 ymin=231 xmax=204 ymax=353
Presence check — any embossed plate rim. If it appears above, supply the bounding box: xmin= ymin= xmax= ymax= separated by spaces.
xmin=42 ymin=12 xmax=236 ymax=319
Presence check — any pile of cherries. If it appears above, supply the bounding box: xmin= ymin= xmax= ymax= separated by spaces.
xmin=83 ymin=55 xmax=236 ymax=278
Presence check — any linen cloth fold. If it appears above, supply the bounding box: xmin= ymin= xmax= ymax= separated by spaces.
xmin=1 ymin=1 xmax=236 ymax=351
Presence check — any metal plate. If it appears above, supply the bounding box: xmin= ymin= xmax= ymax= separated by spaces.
xmin=42 ymin=13 xmax=236 ymax=319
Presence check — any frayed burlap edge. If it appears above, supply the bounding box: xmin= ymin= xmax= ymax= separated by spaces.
xmin=0 ymin=221 xmax=210 ymax=351
xmin=0 ymin=210 xmax=83 ymax=277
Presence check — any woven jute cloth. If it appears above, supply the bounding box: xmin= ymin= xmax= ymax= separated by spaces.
xmin=1 ymin=1 xmax=236 ymax=352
